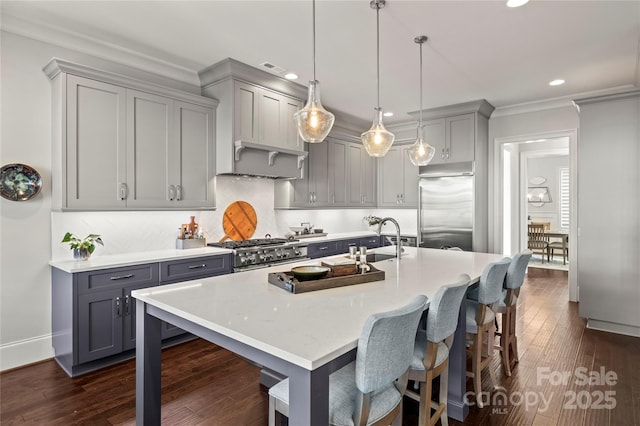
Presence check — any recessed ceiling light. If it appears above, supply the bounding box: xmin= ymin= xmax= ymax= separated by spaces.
xmin=506 ymin=0 xmax=529 ymax=7
xmin=549 ymin=79 xmax=565 ymax=86
xmin=383 ymin=111 xmax=394 ymax=117
xmin=284 ymin=73 xmax=299 ymax=80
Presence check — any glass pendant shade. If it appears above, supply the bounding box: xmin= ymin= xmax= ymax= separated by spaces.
xmin=361 ymin=107 xmax=395 ymax=157
xmin=407 ymin=126 xmax=436 ymax=166
xmin=294 ymin=80 xmax=335 ymax=143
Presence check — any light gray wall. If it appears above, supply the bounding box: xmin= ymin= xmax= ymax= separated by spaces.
xmin=527 ymin=154 xmax=569 ymax=229
xmin=577 ymin=93 xmax=640 ymax=336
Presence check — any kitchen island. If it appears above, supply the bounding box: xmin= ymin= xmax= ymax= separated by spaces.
xmin=133 ymin=246 xmax=503 ymax=425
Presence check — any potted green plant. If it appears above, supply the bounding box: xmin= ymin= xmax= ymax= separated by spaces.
xmin=62 ymin=232 xmax=104 ymax=260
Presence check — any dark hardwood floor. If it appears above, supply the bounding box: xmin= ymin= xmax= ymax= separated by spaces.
xmin=2 ymin=268 xmax=638 ymax=425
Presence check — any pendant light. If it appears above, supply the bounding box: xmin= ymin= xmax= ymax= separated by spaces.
xmin=407 ymin=36 xmax=436 ymax=166
xmin=294 ymin=0 xmax=335 ymax=143
xmin=361 ymin=0 xmax=395 ymax=157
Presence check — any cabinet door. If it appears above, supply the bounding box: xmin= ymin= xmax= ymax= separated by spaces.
xmin=234 ymin=81 xmax=260 ymax=143
xmin=283 ymin=96 xmax=303 ymax=150
xmin=307 ymin=241 xmax=340 ymax=258
xmin=401 ymin=146 xmax=419 ymax=207
xmin=422 ymin=118 xmax=446 ymax=165
xmin=260 ymin=88 xmax=284 ymax=147
xmin=377 ymin=146 xmax=403 ymax=206
xmin=66 ymin=75 xmax=127 ymax=209
xmin=122 ymin=283 xmax=156 ymax=351
xmin=347 ymin=144 xmax=363 ymax=206
xmin=359 ymin=236 xmax=381 ymax=249
xmin=78 ymin=288 xmax=123 ymax=363
xmin=126 ymin=90 xmax=174 ymax=208
xmin=331 ymin=140 xmax=348 ymax=206
xmin=308 ymin=142 xmax=330 ymax=205
xmin=172 ymin=101 xmax=216 ymax=208
xmin=361 ymin=148 xmax=377 ymax=206
xmin=446 ymin=114 xmax=475 ymax=162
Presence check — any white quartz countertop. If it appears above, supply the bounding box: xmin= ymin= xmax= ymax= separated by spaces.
xmin=49 ymin=246 xmax=233 ymax=273
xmin=132 ymin=246 xmax=503 ymax=370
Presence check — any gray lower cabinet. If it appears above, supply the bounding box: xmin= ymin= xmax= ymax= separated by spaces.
xmin=51 ymin=253 xmax=233 ymax=377
xmin=307 ymin=236 xmax=381 ymax=259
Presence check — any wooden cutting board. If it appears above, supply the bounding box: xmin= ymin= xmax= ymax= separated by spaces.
xmin=220 ymin=201 xmax=257 ymax=242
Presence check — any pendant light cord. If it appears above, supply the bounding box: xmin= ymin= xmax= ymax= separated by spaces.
xmin=312 ymin=0 xmax=316 ymax=81
xmin=419 ymin=40 xmax=423 ymax=128
xmin=376 ymin=3 xmax=380 ymax=108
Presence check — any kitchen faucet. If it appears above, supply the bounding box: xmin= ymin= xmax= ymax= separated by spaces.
xmin=376 ymin=217 xmax=402 ymax=259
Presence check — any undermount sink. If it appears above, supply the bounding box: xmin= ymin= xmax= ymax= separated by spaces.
xmin=347 ymin=253 xmax=397 ymax=262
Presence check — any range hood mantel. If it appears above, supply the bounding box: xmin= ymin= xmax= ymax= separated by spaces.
xmin=232 ymin=141 xmax=307 ymax=178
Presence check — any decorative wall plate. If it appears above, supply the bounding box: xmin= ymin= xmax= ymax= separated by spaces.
xmin=0 ymin=163 xmax=43 ymax=201
xmin=529 ymin=176 xmax=546 ymax=185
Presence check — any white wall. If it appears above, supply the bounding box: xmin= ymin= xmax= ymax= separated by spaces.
xmin=527 ymin=155 xmax=568 ymax=226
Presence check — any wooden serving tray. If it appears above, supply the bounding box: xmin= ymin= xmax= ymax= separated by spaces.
xmin=268 ymin=265 xmax=385 ymax=294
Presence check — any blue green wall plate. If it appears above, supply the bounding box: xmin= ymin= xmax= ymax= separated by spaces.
xmin=0 ymin=163 xmax=43 ymax=201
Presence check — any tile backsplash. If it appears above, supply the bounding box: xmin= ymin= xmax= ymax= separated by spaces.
xmin=51 ymin=175 xmax=417 ymax=260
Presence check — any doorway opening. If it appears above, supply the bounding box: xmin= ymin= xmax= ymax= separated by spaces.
xmin=495 ymin=130 xmax=578 ymax=302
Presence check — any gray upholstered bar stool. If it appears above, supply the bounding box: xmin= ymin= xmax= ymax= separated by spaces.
xmin=493 ymin=250 xmax=532 ymax=376
xmin=405 ymin=274 xmax=470 ymax=426
xmin=268 ymin=295 xmax=428 ymax=426
xmin=465 ymin=257 xmax=511 ymax=408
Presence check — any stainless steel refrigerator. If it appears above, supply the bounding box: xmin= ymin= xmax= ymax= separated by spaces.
xmin=417 ymin=162 xmax=478 ymax=251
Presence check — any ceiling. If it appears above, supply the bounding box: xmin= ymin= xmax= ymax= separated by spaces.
xmin=2 ymin=0 xmax=639 ymax=123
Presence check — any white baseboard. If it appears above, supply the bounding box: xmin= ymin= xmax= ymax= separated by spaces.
xmin=0 ymin=334 xmax=54 ymax=371
xmin=586 ymin=319 xmax=640 ymax=338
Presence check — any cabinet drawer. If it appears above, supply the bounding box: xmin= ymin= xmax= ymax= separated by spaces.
xmin=77 ymin=264 xmax=159 ymax=295
xmin=337 ymin=239 xmax=360 ymax=253
xmin=160 ymin=254 xmax=232 ymax=283
xmin=307 ymin=242 xmax=340 ymax=258
xmin=359 ymin=236 xmax=381 ymax=249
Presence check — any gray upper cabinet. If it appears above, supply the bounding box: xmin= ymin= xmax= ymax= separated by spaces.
xmin=234 ymin=80 xmax=303 ymax=150
xmin=275 ymin=138 xmax=376 ymax=209
xmin=45 ymin=59 xmax=218 ymax=211
xmin=347 ymin=143 xmax=376 ymax=207
xmin=377 ymin=145 xmax=418 ymax=208
xmin=200 ymin=59 xmax=307 ymax=178
xmin=422 ymin=113 xmax=475 ymax=165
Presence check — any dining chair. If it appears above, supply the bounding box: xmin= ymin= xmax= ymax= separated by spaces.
xmin=405 ymin=274 xmax=470 ymax=426
xmin=548 ymin=237 xmax=569 ymax=265
xmin=492 ymin=250 xmax=532 ymax=376
xmin=465 ymin=257 xmax=511 ymax=408
xmin=527 ymin=224 xmax=549 ymax=263
xmin=268 ymin=295 xmax=428 ymax=426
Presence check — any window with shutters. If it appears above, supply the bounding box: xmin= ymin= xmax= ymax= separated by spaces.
xmin=559 ymin=167 xmax=570 ymax=229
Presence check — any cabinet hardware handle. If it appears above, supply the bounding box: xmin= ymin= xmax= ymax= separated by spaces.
xmin=363 ymin=195 xmax=366 ymax=204
xmin=441 ymin=148 xmax=445 ymax=160
xmin=446 ymin=148 xmax=450 ymax=159
xmin=332 ymin=193 xmax=335 ymax=204
xmin=124 ymin=295 xmax=131 ymax=316
xmin=348 ymin=243 xmax=357 ymax=246
xmin=176 ymin=185 xmax=182 ymax=201
xmin=318 ymin=246 xmax=328 ymax=250
xmin=119 ymin=183 xmax=128 ymax=201
xmin=168 ymin=185 xmax=175 ymax=201
xmin=110 ymin=274 xmax=134 ymax=281
xmin=115 ymin=296 xmax=121 ymax=317
xmin=188 ymin=264 xmax=206 ymax=269
xmin=313 ymin=192 xmax=317 ymax=203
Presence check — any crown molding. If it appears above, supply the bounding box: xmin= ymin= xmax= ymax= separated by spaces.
xmin=198 ymin=58 xmax=308 ymax=100
xmin=408 ymin=99 xmax=495 ymax=121
xmin=574 ymin=89 xmax=640 ymax=106
xmin=491 ymin=85 xmax=637 ymax=118
xmin=1 ymin=13 xmax=201 ymax=91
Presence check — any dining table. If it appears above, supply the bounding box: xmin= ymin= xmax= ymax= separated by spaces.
xmin=132 ymin=246 xmax=504 ymax=425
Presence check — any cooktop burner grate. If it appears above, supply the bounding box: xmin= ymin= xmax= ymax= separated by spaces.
xmin=207 ymin=238 xmax=294 ymax=249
